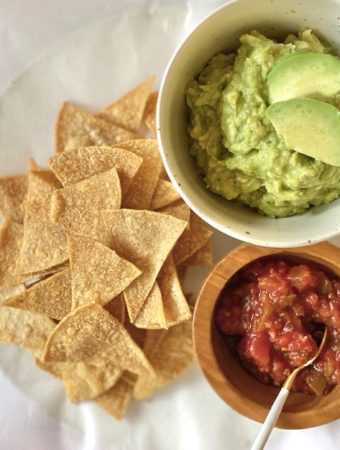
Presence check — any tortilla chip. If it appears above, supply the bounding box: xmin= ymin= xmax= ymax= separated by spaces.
xmin=102 ymin=209 xmax=187 ymax=322
xmin=124 ymin=320 xmax=146 ymax=348
xmin=28 ymin=158 xmax=40 ymax=171
xmin=160 ymin=202 xmax=191 ymax=228
xmin=143 ymin=91 xmax=158 ymax=133
xmin=98 ymin=77 xmax=154 ymax=132
xmin=150 ymin=179 xmax=181 ymax=210
xmin=95 ymin=371 xmax=136 ymax=420
xmin=133 ymin=318 xmax=193 ymax=400
xmin=134 ymin=282 xmax=167 ymax=330
xmin=55 ymin=102 xmax=138 ymax=153
xmin=176 ymin=265 xmax=187 ymax=288
xmin=0 ymin=175 xmax=27 ymax=223
xmin=24 ymin=170 xmax=61 ymax=216
xmin=68 ymin=235 xmax=141 ymax=309
xmin=44 ymin=303 xmax=154 ymax=376
xmin=157 ymin=256 xmax=191 ymax=327
xmin=117 ymin=140 xmax=162 ymax=209
xmin=185 ymin=241 xmax=214 ymax=267
xmin=50 ymin=168 xmax=121 ymax=245
xmin=61 ymin=361 xmax=122 ymax=403
xmin=35 ymin=359 xmax=62 ymax=378
xmin=4 ymin=269 xmax=71 ymax=320
xmin=172 ymin=213 xmax=213 ymax=265
xmin=0 ymin=284 xmax=26 ymax=305
xmin=0 ymin=306 xmax=55 ymax=359
xmin=105 ymin=295 xmax=126 ymax=323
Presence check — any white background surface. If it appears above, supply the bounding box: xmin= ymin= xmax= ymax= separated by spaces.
xmin=0 ymin=1 xmax=339 ymax=449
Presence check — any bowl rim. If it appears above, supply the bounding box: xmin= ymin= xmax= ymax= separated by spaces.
xmin=193 ymin=241 xmax=340 ymax=429
xmin=156 ymin=0 xmax=340 ymax=248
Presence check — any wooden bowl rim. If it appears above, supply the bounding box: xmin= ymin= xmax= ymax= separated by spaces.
xmin=193 ymin=241 xmax=340 ymax=429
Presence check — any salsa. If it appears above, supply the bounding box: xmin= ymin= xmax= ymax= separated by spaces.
xmin=216 ymin=258 xmax=340 ymax=395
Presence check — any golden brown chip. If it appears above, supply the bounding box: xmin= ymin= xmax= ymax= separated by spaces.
xmin=48 ymin=146 xmax=142 ymax=196
xmin=68 ymin=235 xmax=141 ymax=309
xmin=95 ymin=371 xmax=136 ymax=420
xmin=133 ymin=318 xmax=193 ymax=400
xmin=117 ymin=140 xmax=162 ymax=209
xmin=160 ymin=202 xmax=191 ymax=228
xmin=24 ymin=170 xmax=61 ymax=216
xmin=172 ymin=213 xmax=213 ymax=265
xmin=61 ymin=361 xmax=122 ymax=403
xmin=124 ymin=320 xmax=146 ymax=348
xmin=185 ymin=240 xmax=214 ymax=267
xmin=0 ymin=306 xmax=56 ymax=359
xmin=55 ymin=102 xmax=138 ymax=153
xmin=98 ymin=77 xmax=154 ymax=133
xmin=44 ymin=303 xmax=154 ymax=377
xmin=4 ymin=269 xmax=71 ymax=320
xmin=150 ymin=179 xmax=181 ymax=210
xmin=0 ymin=175 xmax=27 ymax=223
xmin=134 ymin=282 xmax=167 ymax=330
xmin=102 ymin=209 xmax=187 ymax=322
xmin=105 ymin=294 xmax=126 ymax=323
xmin=157 ymin=256 xmax=191 ymax=327
xmin=143 ymin=91 xmax=158 ymax=133
xmin=50 ymin=168 xmax=121 ymax=245
xmin=35 ymin=359 xmax=62 ymax=378
xmin=0 ymin=284 xmax=26 ymax=305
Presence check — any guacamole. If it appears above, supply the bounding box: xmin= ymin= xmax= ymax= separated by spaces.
xmin=186 ymin=29 xmax=340 ymax=218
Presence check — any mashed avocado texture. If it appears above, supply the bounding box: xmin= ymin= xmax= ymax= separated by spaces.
xmin=186 ymin=29 xmax=340 ymax=218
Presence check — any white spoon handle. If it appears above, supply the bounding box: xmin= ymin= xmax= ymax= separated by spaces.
xmin=250 ymin=387 xmax=290 ymax=450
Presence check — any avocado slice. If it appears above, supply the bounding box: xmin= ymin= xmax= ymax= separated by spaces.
xmin=267 ymin=52 xmax=340 ymax=103
xmin=266 ymin=97 xmax=340 ymax=166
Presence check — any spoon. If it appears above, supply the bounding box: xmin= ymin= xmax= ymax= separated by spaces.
xmin=251 ymin=326 xmax=328 ymax=450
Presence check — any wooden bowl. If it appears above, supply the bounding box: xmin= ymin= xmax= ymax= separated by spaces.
xmin=193 ymin=242 xmax=340 ymax=429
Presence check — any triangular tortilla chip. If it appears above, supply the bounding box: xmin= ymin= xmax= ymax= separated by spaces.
xmin=143 ymin=91 xmax=158 ymax=133
xmin=0 ymin=306 xmax=55 ymax=359
xmin=68 ymin=236 xmax=141 ymax=309
xmin=44 ymin=303 xmax=154 ymax=377
xmin=35 ymin=359 xmax=62 ymax=378
xmin=172 ymin=213 xmax=213 ymax=265
xmin=17 ymin=170 xmax=68 ymax=273
xmin=157 ymin=256 xmax=191 ymax=327
xmin=0 ymin=284 xmax=26 ymax=305
xmin=150 ymin=179 xmax=181 ymax=210
xmin=0 ymin=175 xmax=27 ymax=223
xmin=133 ymin=318 xmax=193 ymax=400
xmin=185 ymin=240 xmax=213 ymax=267
xmin=160 ymin=202 xmax=191 ymax=228
xmin=105 ymin=294 xmax=126 ymax=323
xmin=134 ymin=282 xmax=167 ymax=329
xmin=98 ymin=77 xmax=154 ymax=132
xmin=95 ymin=371 xmax=136 ymax=420
xmin=60 ymin=361 xmax=122 ymax=403
xmin=50 ymin=168 xmax=121 ymax=245
xmin=102 ymin=209 xmax=187 ymax=322
xmin=55 ymin=102 xmax=138 ymax=153
xmin=4 ymin=269 xmax=71 ymax=320
xmin=116 ymin=140 xmax=162 ymax=209
xmin=49 ymin=146 xmax=142 ymax=195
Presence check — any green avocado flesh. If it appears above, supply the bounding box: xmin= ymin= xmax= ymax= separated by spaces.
xmin=266 ymin=98 xmax=340 ymax=167
xmin=185 ymin=29 xmax=340 ymax=218
xmin=268 ymin=52 xmax=340 ymax=103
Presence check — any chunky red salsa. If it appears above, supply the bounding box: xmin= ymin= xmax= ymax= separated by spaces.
xmin=216 ymin=258 xmax=340 ymax=395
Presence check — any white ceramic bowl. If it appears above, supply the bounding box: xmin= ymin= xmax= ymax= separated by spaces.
xmin=157 ymin=0 xmax=340 ymax=248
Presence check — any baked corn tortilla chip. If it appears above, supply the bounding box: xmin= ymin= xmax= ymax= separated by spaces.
xmin=24 ymin=170 xmax=61 ymax=216
xmin=4 ymin=269 xmax=71 ymax=320
xmin=0 ymin=175 xmax=27 ymax=223
xmin=105 ymin=295 xmax=126 ymax=323
xmin=134 ymin=282 xmax=167 ymax=330
xmin=0 ymin=306 xmax=55 ymax=359
xmin=133 ymin=318 xmax=194 ymax=400
xmin=61 ymin=361 xmax=122 ymax=403
xmin=102 ymin=209 xmax=187 ymax=322
xmin=172 ymin=213 xmax=213 ymax=265
xmin=157 ymin=256 xmax=191 ymax=327
xmin=150 ymin=179 xmax=181 ymax=210
xmin=95 ymin=371 xmax=136 ymax=420
xmin=48 ymin=146 xmax=142 ymax=196
xmin=68 ymin=235 xmax=141 ymax=309
xmin=160 ymin=202 xmax=191 ymax=229
xmin=0 ymin=284 xmax=26 ymax=305
xmin=124 ymin=320 xmax=146 ymax=348
xmin=117 ymin=140 xmax=162 ymax=209
xmin=98 ymin=77 xmax=154 ymax=133
xmin=50 ymin=168 xmax=121 ymax=245
xmin=55 ymin=102 xmax=138 ymax=153
xmin=143 ymin=91 xmax=158 ymax=133
xmin=44 ymin=303 xmax=154 ymax=376
xmin=185 ymin=240 xmax=214 ymax=267
xmin=35 ymin=359 xmax=62 ymax=378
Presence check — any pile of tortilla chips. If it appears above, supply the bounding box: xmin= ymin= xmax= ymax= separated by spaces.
xmin=0 ymin=78 xmax=213 ymax=420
